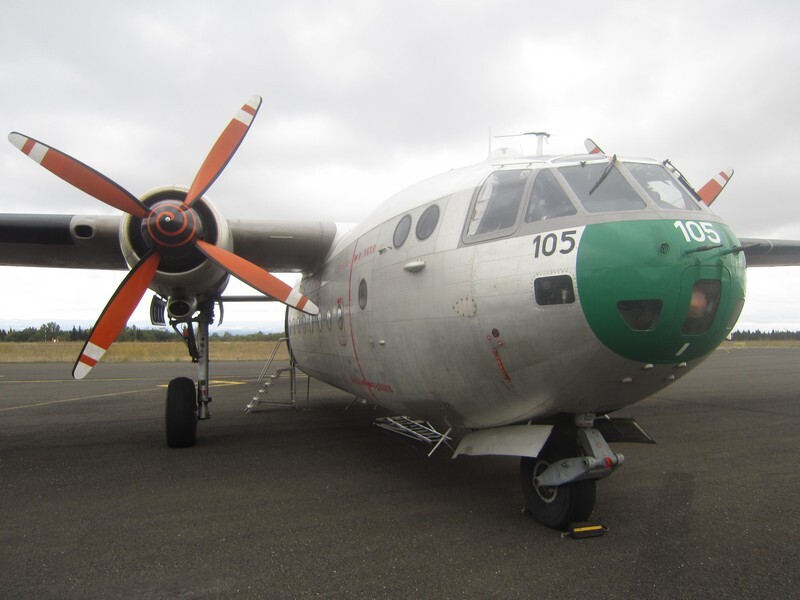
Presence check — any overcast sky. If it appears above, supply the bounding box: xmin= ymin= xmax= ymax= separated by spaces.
xmin=1 ymin=0 xmax=798 ymax=332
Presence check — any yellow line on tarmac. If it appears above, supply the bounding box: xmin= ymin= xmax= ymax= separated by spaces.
xmin=156 ymin=379 xmax=248 ymax=388
xmin=0 ymin=387 xmax=157 ymax=412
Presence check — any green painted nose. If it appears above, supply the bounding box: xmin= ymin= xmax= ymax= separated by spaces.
xmin=576 ymin=220 xmax=746 ymax=363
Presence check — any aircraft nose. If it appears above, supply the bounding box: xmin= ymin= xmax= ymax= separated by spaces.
xmin=576 ymin=220 xmax=746 ymax=363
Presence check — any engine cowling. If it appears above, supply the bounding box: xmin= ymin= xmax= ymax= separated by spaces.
xmin=120 ymin=186 xmax=233 ymax=304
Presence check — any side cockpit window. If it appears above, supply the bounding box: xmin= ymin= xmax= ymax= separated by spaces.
xmin=467 ymin=169 xmax=531 ymax=237
xmin=534 ymin=275 xmax=575 ymax=305
xmin=525 ymin=169 xmax=577 ymax=222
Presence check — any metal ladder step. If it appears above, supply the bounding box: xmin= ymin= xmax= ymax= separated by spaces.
xmin=245 ymin=338 xmax=298 ymax=413
xmin=374 ymin=416 xmax=453 ymax=456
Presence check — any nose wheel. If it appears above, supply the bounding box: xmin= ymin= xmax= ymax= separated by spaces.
xmin=520 ymin=430 xmax=597 ymax=529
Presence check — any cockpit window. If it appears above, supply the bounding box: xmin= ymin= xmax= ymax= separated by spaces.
xmin=626 ymin=163 xmax=701 ymax=211
xmin=467 ymin=169 xmax=531 ymax=236
xmin=560 ymin=162 xmax=646 ymax=213
xmin=525 ymin=169 xmax=577 ymax=222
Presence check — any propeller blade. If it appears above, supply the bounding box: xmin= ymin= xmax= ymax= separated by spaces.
xmin=584 ymin=138 xmax=604 ymax=155
xmin=73 ymin=252 xmax=160 ymax=379
xmin=697 ymin=169 xmax=734 ymax=206
xmin=8 ymin=132 xmax=148 ymax=218
xmin=195 ymin=240 xmax=319 ymax=315
xmin=184 ymin=96 xmax=262 ymax=207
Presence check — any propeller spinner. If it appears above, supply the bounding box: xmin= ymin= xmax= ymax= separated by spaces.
xmin=9 ymin=95 xmax=318 ymax=379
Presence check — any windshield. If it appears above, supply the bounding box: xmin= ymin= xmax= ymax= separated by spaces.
xmin=559 ymin=162 xmax=646 ymax=213
xmin=626 ymin=162 xmax=701 ymax=211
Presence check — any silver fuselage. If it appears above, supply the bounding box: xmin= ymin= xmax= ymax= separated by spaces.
xmin=288 ymin=153 xmax=746 ymax=429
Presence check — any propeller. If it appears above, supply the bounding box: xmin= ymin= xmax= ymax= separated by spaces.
xmin=584 ymin=138 xmax=605 ymax=155
xmin=696 ymin=169 xmax=734 ymax=206
xmin=9 ymin=95 xmax=319 ymax=379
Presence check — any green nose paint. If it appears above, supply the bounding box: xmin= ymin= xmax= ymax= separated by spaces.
xmin=577 ymin=219 xmax=746 ymax=363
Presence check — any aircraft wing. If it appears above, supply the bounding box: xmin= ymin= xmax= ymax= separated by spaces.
xmin=0 ymin=213 xmax=338 ymax=273
xmin=739 ymin=238 xmax=800 ymax=267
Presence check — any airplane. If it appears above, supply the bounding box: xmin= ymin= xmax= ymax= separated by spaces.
xmin=2 ymin=96 xmax=799 ymax=530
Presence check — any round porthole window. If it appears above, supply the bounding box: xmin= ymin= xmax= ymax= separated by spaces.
xmin=358 ymin=279 xmax=368 ymax=309
xmin=393 ymin=214 xmax=412 ymax=248
xmin=416 ymin=204 xmax=440 ymax=240
xmin=326 ymin=309 xmax=332 ymax=331
xmin=336 ymin=303 xmax=344 ymax=330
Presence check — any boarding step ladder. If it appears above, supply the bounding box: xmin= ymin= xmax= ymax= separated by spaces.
xmin=374 ymin=416 xmax=453 ymax=457
xmin=245 ymin=337 xmax=299 ymax=412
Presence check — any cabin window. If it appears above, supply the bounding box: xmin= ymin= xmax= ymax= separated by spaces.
xmin=358 ymin=279 xmax=368 ymax=309
xmin=467 ymin=169 xmax=531 ymax=236
xmin=336 ymin=302 xmax=344 ymax=330
xmin=416 ymin=205 xmax=440 ymax=240
xmin=525 ymin=169 xmax=577 ymax=222
xmin=326 ymin=309 xmax=332 ymax=331
xmin=560 ymin=162 xmax=646 ymax=213
xmin=393 ymin=214 xmax=412 ymax=248
xmin=625 ymin=163 xmax=701 ymax=211
xmin=533 ymin=275 xmax=575 ymax=305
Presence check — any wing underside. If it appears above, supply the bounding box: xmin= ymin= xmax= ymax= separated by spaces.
xmin=0 ymin=213 xmax=337 ymax=273
xmin=739 ymin=237 xmax=800 ymax=267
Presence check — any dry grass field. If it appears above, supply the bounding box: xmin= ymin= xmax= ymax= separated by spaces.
xmin=0 ymin=341 xmax=287 ymax=363
xmin=0 ymin=339 xmax=797 ymax=364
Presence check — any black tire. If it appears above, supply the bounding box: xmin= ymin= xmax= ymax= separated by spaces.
xmin=165 ymin=377 xmax=197 ymax=448
xmin=521 ymin=431 xmax=596 ymax=530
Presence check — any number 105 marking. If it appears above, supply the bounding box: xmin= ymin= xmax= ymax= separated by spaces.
xmin=674 ymin=220 xmax=721 ymax=244
xmin=532 ymin=230 xmax=578 ymax=258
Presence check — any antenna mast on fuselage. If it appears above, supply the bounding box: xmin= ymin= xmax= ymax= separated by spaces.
xmin=493 ymin=131 xmax=551 ymax=157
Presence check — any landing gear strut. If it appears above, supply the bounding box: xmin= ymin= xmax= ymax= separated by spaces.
xmin=164 ymin=301 xmax=215 ymax=448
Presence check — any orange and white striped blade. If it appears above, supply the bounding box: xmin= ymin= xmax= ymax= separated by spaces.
xmin=697 ymin=169 xmax=734 ymax=206
xmin=73 ymin=252 xmax=160 ymax=380
xmin=184 ymin=96 xmax=262 ymax=207
xmin=8 ymin=132 xmax=148 ymax=218
xmin=195 ymin=240 xmax=319 ymax=315
xmin=584 ymin=138 xmax=605 ymax=155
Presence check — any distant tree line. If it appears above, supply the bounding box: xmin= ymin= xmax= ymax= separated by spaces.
xmin=0 ymin=322 xmax=283 ymax=343
xmin=728 ymin=329 xmax=800 ymax=341
xmin=2 ymin=323 xmax=797 ymax=343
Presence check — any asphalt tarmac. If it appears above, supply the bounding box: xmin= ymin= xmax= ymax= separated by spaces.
xmin=1 ymin=347 xmax=799 ymax=599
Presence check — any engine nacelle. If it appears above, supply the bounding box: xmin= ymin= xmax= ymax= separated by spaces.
xmin=120 ymin=186 xmax=233 ymax=303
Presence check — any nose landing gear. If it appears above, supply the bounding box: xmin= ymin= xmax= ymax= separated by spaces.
xmin=521 ymin=421 xmax=624 ymax=529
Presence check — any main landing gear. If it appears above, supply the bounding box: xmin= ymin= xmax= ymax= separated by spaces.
xmin=164 ymin=301 xmax=214 ymax=448
xmin=166 ymin=377 xmax=197 ymax=448
xmin=521 ymin=418 xmax=625 ymax=529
